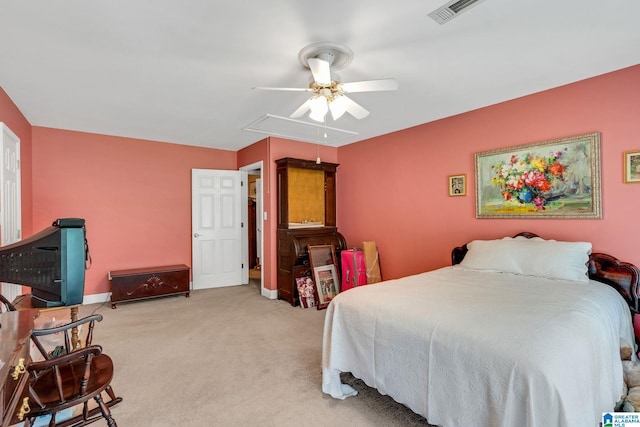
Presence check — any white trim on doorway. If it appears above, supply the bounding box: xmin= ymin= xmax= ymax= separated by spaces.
xmin=239 ymin=161 xmax=275 ymax=299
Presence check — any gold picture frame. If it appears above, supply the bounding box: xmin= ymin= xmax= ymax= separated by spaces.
xmin=312 ymin=265 xmax=339 ymax=309
xmin=624 ymin=150 xmax=640 ymax=183
xmin=475 ymin=132 xmax=601 ymax=218
xmin=308 ymin=244 xmax=339 ymax=310
xmin=448 ymin=174 xmax=466 ymax=196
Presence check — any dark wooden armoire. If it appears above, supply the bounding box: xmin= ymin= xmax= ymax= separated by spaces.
xmin=276 ymin=157 xmax=346 ymax=306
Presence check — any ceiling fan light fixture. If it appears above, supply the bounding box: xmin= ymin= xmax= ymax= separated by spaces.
xmin=309 ymin=110 xmax=326 ymax=122
xmin=329 ymin=96 xmax=347 ymax=120
xmin=309 ymin=95 xmax=329 ymax=122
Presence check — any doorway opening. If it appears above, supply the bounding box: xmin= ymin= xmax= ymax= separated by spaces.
xmin=240 ymin=162 xmax=264 ymax=296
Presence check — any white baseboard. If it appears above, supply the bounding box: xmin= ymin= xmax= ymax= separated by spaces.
xmin=82 ymin=292 xmax=111 ymax=306
xmin=262 ymin=287 xmax=277 ymax=299
xmin=82 ymin=282 xmax=277 ymax=306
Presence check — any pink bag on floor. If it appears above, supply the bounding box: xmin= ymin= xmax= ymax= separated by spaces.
xmin=341 ymin=248 xmax=367 ymax=291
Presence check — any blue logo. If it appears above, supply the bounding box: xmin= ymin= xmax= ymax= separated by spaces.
xmin=603 ymin=412 xmax=613 ymax=427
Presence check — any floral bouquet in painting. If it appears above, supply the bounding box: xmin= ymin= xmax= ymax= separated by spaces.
xmin=491 ymin=150 xmax=568 ymax=210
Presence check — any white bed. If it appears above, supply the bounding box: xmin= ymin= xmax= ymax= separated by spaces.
xmin=322 ymin=234 xmax=639 ymax=427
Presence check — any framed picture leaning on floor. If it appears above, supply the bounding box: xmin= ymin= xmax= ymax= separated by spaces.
xmin=308 ymin=244 xmax=339 ymax=309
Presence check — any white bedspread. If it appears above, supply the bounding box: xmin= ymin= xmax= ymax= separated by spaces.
xmin=322 ymin=266 xmax=635 ymax=427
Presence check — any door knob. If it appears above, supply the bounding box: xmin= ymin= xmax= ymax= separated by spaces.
xmin=194 ymin=233 xmax=201 ymax=238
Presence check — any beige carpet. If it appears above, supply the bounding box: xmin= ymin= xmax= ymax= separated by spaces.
xmin=36 ymin=282 xmax=436 ymax=427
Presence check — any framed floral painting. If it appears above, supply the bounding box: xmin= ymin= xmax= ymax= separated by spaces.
xmin=475 ymin=132 xmax=601 ymax=218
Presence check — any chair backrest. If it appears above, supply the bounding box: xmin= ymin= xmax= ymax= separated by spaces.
xmin=30 ymin=314 xmax=103 ymax=360
xmin=1 ymin=292 xmax=104 ymax=360
xmin=0 ymin=293 xmax=17 ymax=313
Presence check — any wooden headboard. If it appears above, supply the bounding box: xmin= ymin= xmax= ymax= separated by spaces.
xmin=451 ymin=232 xmax=640 ymax=315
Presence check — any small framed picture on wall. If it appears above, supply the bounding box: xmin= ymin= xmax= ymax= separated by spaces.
xmin=624 ymin=150 xmax=640 ymax=183
xmin=448 ymin=174 xmax=466 ymax=196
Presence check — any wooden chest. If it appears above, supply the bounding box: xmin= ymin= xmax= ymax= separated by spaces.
xmin=109 ymin=264 xmax=190 ymax=308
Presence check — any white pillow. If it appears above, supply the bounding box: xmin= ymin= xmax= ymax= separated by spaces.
xmin=459 ymin=236 xmax=592 ymax=283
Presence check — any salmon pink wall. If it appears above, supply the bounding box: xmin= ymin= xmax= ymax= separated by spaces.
xmin=237 ymin=137 xmax=338 ymax=292
xmin=337 ymin=65 xmax=640 ymax=281
xmin=0 ymin=87 xmax=33 ymax=235
xmin=31 ymin=127 xmax=236 ymax=297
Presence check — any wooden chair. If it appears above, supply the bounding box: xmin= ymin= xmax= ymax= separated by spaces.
xmin=0 ymin=293 xmax=16 ymax=313
xmin=0 ymin=294 xmax=122 ymax=426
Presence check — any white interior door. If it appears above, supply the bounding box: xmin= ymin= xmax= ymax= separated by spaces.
xmin=191 ymin=169 xmax=247 ymax=289
xmin=0 ymin=122 xmax=22 ymax=302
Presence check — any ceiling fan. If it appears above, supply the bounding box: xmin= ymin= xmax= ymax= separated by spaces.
xmin=254 ymin=42 xmax=398 ymax=122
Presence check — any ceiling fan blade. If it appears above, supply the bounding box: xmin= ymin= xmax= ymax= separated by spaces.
xmin=307 ymin=57 xmax=332 ymax=85
xmin=253 ymin=86 xmax=312 ymax=92
xmin=341 ymin=78 xmax=399 ymax=93
xmin=339 ymin=95 xmax=370 ymax=119
xmin=289 ymin=98 xmax=313 ymax=118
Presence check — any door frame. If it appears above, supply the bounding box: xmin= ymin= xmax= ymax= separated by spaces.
xmin=239 ymin=161 xmax=268 ymax=298
xmin=0 ymin=122 xmax=22 ymax=302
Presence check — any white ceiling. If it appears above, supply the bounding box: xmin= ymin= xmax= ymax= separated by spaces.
xmin=1 ymin=0 xmax=639 ymax=151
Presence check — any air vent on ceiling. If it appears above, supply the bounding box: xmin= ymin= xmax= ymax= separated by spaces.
xmin=428 ymin=0 xmax=486 ymax=24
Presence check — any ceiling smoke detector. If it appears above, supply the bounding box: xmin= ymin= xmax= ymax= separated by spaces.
xmin=428 ymin=0 xmax=486 ymax=24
